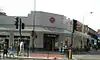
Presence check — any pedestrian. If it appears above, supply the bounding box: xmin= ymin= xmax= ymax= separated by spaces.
xmin=59 ymin=42 xmax=63 ymax=53
xmin=90 ymin=44 xmax=92 ymax=51
xmin=19 ymin=41 xmax=24 ymax=55
xmin=3 ymin=47 xmax=8 ymax=58
xmin=62 ymin=45 xmax=65 ymax=54
xmin=17 ymin=44 xmax=20 ymax=56
xmin=96 ymin=45 xmax=98 ymax=51
xmin=3 ymin=43 xmax=8 ymax=58
xmin=9 ymin=46 xmax=14 ymax=57
xmin=66 ymin=48 xmax=69 ymax=58
xmin=26 ymin=47 xmax=29 ymax=57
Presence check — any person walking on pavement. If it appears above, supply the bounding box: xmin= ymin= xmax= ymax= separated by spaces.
xmin=59 ymin=42 xmax=63 ymax=53
xmin=0 ymin=43 xmax=3 ymax=58
xmin=9 ymin=46 xmax=14 ymax=57
xmin=19 ymin=41 xmax=24 ymax=55
xmin=17 ymin=44 xmax=20 ymax=56
xmin=3 ymin=44 xmax=8 ymax=58
xmin=96 ymin=45 xmax=98 ymax=51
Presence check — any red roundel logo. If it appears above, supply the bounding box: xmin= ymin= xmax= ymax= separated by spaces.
xmin=49 ymin=17 xmax=55 ymax=23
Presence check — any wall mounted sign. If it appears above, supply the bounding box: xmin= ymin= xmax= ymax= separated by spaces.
xmin=49 ymin=17 xmax=55 ymax=23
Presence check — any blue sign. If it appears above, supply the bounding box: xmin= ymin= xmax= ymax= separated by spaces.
xmin=94 ymin=39 xmax=97 ymax=45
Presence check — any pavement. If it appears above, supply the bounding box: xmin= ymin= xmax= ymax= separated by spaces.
xmin=0 ymin=51 xmax=69 ymax=60
xmin=1 ymin=50 xmax=100 ymax=60
xmin=72 ymin=49 xmax=100 ymax=60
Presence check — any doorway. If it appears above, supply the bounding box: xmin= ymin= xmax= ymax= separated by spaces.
xmin=5 ymin=39 xmax=9 ymax=49
xmin=43 ymin=34 xmax=58 ymax=51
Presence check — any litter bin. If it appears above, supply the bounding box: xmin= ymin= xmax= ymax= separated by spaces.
xmin=68 ymin=49 xmax=72 ymax=59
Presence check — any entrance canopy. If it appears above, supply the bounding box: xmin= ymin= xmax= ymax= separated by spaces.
xmin=74 ymin=31 xmax=90 ymax=38
xmin=0 ymin=27 xmax=72 ymax=36
xmin=34 ymin=27 xmax=72 ymax=35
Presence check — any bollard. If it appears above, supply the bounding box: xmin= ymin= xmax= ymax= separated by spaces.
xmin=68 ymin=49 xmax=72 ymax=59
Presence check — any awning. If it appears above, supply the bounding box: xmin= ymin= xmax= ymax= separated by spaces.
xmin=13 ymin=33 xmax=30 ymax=36
xmin=23 ymin=27 xmax=72 ymax=34
xmin=64 ymin=30 xmax=72 ymax=34
xmin=0 ymin=32 xmax=10 ymax=35
xmin=0 ymin=32 xmax=30 ymax=36
xmin=0 ymin=27 xmax=72 ymax=35
xmin=0 ymin=27 xmax=10 ymax=30
xmin=74 ymin=31 xmax=90 ymax=38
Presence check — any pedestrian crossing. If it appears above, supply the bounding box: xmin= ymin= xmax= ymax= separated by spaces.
xmin=31 ymin=53 xmax=63 ymax=59
xmin=31 ymin=53 xmax=62 ymax=57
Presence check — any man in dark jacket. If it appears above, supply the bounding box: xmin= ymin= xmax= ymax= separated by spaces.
xmin=17 ymin=45 xmax=20 ymax=56
xmin=3 ymin=47 xmax=8 ymax=58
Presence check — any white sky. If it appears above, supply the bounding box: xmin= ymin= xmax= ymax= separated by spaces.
xmin=0 ymin=0 xmax=100 ymax=31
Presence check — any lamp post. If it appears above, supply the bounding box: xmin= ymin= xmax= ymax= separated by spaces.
xmin=29 ymin=0 xmax=36 ymax=56
xmin=81 ymin=12 xmax=93 ymax=50
xmin=81 ymin=16 xmax=84 ymax=49
xmin=32 ymin=0 xmax=36 ymax=51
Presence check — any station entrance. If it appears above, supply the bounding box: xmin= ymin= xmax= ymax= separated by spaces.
xmin=43 ymin=34 xmax=59 ymax=51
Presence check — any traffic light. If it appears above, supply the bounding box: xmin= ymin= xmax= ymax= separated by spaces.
xmin=15 ymin=17 xmax=25 ymax=29
xmin=73 ymin=19 xmax=77 ymax=32
xmin=15 ymin=17 xmax=19 ymax=29
xmin=22 ymin=23 xmax=25 ymax=29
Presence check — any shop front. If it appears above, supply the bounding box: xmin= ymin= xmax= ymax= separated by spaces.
xmin=73 ymin=31 xmax=91 ymax=51
xmin=31 ymin=26 xmax=72 ymax=51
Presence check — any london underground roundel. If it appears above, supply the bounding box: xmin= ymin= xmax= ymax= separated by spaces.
xmin=49 ymin=17 xmax=55 ymax=23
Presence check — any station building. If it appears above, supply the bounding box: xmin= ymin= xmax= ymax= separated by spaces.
xmin=0 ymin=11 xmax=72 ymax=51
